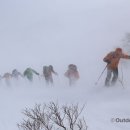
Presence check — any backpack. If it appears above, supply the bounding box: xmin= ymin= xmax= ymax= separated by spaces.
xmin=43 ymin=66 xmax=50 ymax=77
xmin=68 ymin=64 xmax=77 ymax=71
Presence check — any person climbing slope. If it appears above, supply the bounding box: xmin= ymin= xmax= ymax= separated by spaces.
xmin=24 ymin=67 xmax=39 ymax=82
xmin=103 ymin=47 xmax=130 ymax=86
xmin=64 ymin=64 xmax=79 ymax=86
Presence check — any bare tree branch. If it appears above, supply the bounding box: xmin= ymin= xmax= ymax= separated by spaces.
xmin=17 ymin=102 xmax=87 ymax=130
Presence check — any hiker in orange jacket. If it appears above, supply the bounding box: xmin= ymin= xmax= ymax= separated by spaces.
xmin=103 ymin=48 xmax=130 ymax=86
xmin=64 ymin=64 xmax=80 ymax=86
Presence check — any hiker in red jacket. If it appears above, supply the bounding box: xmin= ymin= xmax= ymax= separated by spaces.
xmin=64 ymin=64 xmax=79 ymax=86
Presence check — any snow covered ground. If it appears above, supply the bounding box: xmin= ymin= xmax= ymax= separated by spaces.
xmin=0 ymin=0 xmax=130 ymax=130
xmin=0 ymin=79 xmax=130 ymax=130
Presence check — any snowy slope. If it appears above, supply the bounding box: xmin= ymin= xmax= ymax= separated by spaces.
xmin=0 ymin=82 xmax=130 ymax=130
xmin=0 ymin=0 xmax=130 ymax=130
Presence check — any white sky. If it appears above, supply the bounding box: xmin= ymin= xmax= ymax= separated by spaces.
xmin=0 ymin=1 xmax=130 ymax=130
xmin=0 ymin=0 xmax=130 ymax=73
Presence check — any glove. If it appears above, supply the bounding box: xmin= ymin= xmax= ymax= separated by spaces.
xmin=107 ymin=60 xmax=111 ymax=64
xmin=37 ymin=73 xmax=40 ymax=75
xmin=104 ymin=59 xmax=111 ymax=64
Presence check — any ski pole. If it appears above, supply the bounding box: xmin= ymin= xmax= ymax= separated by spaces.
xmin=95 ymin=65 xmax=107 ymax=85
xmin=118 ymin=78 xmax=125 ymax=89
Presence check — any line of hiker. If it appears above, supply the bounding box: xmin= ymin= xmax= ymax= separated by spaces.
xmin=0 ymin=64 xmax=80 ymax=86
xmin=1 ymin=47 xmax=130 ymax=87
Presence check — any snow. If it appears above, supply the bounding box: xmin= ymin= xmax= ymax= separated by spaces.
xmin=0 ymin=0 xmax=130 ymax=130
xmin=0 ymin=82 xmax=130 ymax=130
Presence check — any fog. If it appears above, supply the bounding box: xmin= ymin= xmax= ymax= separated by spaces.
xmin=0 ymin=0 xmax=130 ymax=130
xmin=1 ymin=0 xmax=130 ymax=74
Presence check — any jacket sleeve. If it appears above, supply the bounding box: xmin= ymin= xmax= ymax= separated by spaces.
xmin=23 ymin=70 xmax=27 ymax=76
xmin=18 ymin=72 xmax=24 ymax=77
xmin=32 ymin=69 xmax=39 ymax=75
xmin=64 ymin=71 xmax=69 ymax=77
xmin=103 ymin=52 xmax=113 ymax=63
xmin=75 ymin=71 xmax=80 ymax=79
xmin=121 ymin=53 xmax=130 ymax=59
xmin=51 ymin=69 xmax=58 ymax=75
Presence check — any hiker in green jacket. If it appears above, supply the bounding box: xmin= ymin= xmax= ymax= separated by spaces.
xmin=23 ymin=67 xmax=39 ymax=81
